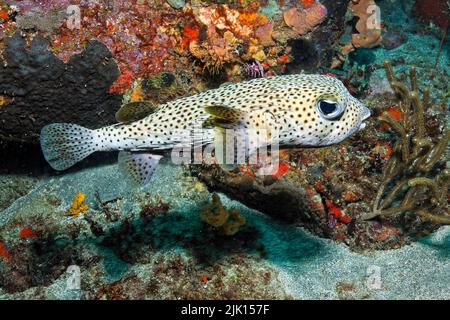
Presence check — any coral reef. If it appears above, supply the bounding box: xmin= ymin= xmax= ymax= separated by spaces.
xmin=0 ymin=1 xmax=184 ymax=94
xmin=363 ymin=61 xmax=449 ymax=223
xmin=0 ymin=167 xmax=289 ymax=299
xmin=51 ymin=1 xmax=180 ymax=94
xmin=92 ymin=252 xmax=289 ymax=300
xmin=201 ymin=194 xmax=246 ymax=236
xmin=0 ymin=0 xmax=354 ymax=109
xmin=0 ymin=0 xmax=449 ymax=300
xmin=1 ymin=1 xmax=287 ymax=91
xmin=187 ymin=3 xmax=283 ymax=75
xmin=188 ymin=31 xmax=240 ymax=74
xmin=191 ymin=56 xmax=448 ymax=250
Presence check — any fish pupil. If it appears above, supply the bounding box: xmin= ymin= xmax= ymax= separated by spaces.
xmin=319 ymin=100 xmax=337 ymax=115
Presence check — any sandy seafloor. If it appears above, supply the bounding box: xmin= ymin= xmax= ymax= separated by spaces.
xmin=0 ymin=160 xmax=449 ymax=300
xmin=0 ymin=3 xmax=449 ymax=300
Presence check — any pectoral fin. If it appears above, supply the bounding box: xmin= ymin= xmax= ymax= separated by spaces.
xmin=204 ymin=105 xmax=246 ymax=127
xmin=115 ymin=101 xmax=158 ymax=123
xmin=205 ymin=105 xmax=279 ymax=172
xmin=118 ymin=151 xmax=163 ymax=186
xmin=213 ymin=126 xmax=239 ymax=172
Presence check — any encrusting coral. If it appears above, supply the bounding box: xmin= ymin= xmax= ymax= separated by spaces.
xmin=189 ymin=32 xmax=240 ymax=74
xmin=0 ymin=1 xmax=339 ymax=96
xmin=363 ymin=61 xmax=450 ymax=224
xmin=68 ymin=192 xmax=89 ymax=217
xmin=201 ymin=193 xmax=246 ymax=236
xmin=188 ymin=4 xmax=269 ymax=74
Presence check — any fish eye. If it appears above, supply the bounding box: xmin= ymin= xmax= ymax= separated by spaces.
xmin=317 ymin=100 xmax=344 ymax=120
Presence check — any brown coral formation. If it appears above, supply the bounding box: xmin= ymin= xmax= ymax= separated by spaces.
xmin=283 ymin=2 xmax=328 ymax=37
xmin=350 ymin=0 xmax=383 ymax=49
xmin=187 ymin=4 xmax=270 ymax=74
xmin=363 ymin=61 xmax=450 ymax=224
xmin=333 ymin=0 xmax=382 ymax=67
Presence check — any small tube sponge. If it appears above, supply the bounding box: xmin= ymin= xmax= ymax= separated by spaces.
xmin=201 ymin=194 xmax=246 ymax=236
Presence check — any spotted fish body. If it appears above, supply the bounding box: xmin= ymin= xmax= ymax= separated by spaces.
xmin=41 ymin=74 xmax=370 ymax=185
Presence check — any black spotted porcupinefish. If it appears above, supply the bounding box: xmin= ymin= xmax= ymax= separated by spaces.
xmin=40 ymin=74 xmax=371 ymax=185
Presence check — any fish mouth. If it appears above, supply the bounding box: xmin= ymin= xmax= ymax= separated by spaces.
xmin=361 ymin=107 xmax=371 ymax=121
xmin=359 ymin=122 xmax=367 ymax=130
xmin=358 ymin=106 xmax=371 ymax=131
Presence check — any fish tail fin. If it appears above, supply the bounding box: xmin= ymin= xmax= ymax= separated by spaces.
xmin=40 ymin=123 xmax=99 ymax=171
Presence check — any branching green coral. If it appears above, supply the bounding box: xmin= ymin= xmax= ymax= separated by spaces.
xmin=363 ymin=61 xmax=450 ymax=224
xmin=201 ymin=193 xmax=246 ymax=236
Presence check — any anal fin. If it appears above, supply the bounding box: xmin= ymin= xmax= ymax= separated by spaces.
xmin=118 ymin=151 xmax=163 ymax=186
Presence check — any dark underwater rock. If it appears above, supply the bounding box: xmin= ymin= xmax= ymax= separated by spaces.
xmin=0 ymin=33 xmax=121 ymax=144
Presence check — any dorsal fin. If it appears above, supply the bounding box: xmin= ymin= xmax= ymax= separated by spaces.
xmin=115 ymin=101 xmax=158 ymax=123
xmin=219 ymin=82 xmax=234 ymax=88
